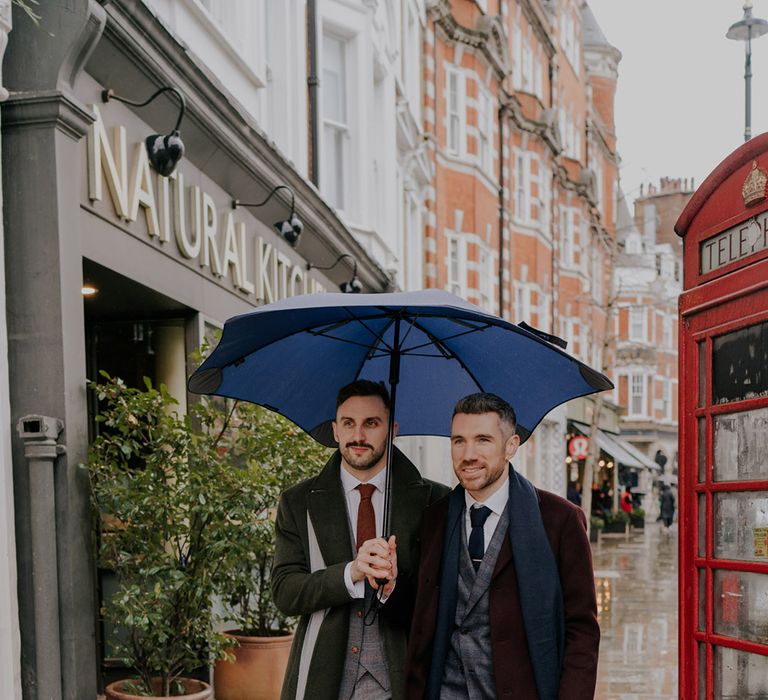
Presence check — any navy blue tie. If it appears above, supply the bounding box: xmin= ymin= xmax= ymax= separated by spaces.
xmin=468 ymin=505 xmax=492 ymax=572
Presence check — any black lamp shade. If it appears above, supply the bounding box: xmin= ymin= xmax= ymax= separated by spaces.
xmin=276 ymin=215 xmax=303 ymax=247
xmin=340 ymin=276 xmax=362 ymax=293
xmin=146 ymin=130 xmax=185 ymax=177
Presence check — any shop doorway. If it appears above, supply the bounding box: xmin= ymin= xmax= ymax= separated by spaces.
xmin=82 ymin=259 xmax=196 ymax=687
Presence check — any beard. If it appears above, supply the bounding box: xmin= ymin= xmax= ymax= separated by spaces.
xmin=340 ymin=440 xmax=387 ymax=471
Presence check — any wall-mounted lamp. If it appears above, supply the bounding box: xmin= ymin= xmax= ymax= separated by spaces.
xmin=81 ymin=282 xmax=98 ymax=297
xmin=307 ymin=253 xmax=362 ymax=293
xmin=102 ymin=86 xmax=186 ymax=176
xmin=233 ymin=184 xmax=303 ymax=248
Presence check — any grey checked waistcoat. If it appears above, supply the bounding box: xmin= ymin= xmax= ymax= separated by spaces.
xmin=338 ymin=586 xmax=391 ymax=699
xmin=440 ymin=505 xmax=509 ymax=700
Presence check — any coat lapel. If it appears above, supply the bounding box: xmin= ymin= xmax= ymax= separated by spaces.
xmin=306 ymin=451 xmax=354 ymax=566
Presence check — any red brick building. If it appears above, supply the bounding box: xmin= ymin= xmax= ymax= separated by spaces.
xmin=422 ymin=0 xmax=621 ymax=494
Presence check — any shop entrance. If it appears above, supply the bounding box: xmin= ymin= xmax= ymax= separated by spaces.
xmin=82 ymin=259 xmax=195 ymax=687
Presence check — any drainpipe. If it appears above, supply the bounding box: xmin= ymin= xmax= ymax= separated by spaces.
xmin=497 ymin=102 xmax=506 ymax=318
xmin=16 ymin=415 xmax=66 ymax=700
xmin=307 ymin=0 xmax=319 ymax=185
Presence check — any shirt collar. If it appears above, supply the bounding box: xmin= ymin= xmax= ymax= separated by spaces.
xmin=464 ymin=474 xmax=510 ymax=517
xmin=340 ymin=462 xmax=388 ymax=494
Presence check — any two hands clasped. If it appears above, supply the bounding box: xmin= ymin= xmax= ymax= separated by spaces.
xmin=350 ymin=535 xmax=398 ymax=596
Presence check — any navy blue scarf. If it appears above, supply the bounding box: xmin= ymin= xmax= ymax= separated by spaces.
xmin=425 ymin=466 xmax=565 ymax=700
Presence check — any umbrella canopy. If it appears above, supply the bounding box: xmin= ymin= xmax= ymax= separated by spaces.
xmin=188 ymin=290 xmax=612 ymax=445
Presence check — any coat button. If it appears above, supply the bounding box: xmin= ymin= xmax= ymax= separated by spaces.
xmin=351 ymin=646 xmax=359 ymax=654
xmin=356 ymin=610 xmax=363 ymax=618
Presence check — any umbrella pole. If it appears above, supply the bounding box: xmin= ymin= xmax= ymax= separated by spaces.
xmin=381 ymin=316 xmax=401 ymax=540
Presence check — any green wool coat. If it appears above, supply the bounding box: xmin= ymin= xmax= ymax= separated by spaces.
xmin=272 ymin=447 xmax=450 ymax=700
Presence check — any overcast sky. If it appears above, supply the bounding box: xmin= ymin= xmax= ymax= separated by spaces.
xmin=588 ymin=0 xmax=768 ymax=203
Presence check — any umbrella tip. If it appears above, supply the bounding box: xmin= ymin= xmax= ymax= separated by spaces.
xmin=579 ymin=365 xmax=614 ymax=392
xmin=188 ymin=367 xmax=224 ymax=395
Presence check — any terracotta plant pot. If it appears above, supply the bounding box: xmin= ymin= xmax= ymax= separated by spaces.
xmin=214 ymin=632 xmax=293 ymax=700
xmin=105 ymin=678 xmax=212 ymax=700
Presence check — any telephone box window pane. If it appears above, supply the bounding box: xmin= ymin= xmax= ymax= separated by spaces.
xmin=712 ymin=320 xmax=768 ymax=404
xmin=698 ymin=494 xmax=707 ymax=558
xmin=713 ymin=408 xmax=768 ymax=481
xmin=714 ymin=645 xmax=768 ymax=698
xmin=698 ymin=417 xmax=706 ymax=482
xmin=714 ymin=491 xmax=768 ymax=563
xmin=714 ymin=570 xmax=768 ymax=644
xmin=698 ymin=567 xmax=706 ymax=631
xmin=698 ymin=341 xmax=706 ymax=408
xmin=698 ymin=642 xmax=706 ymax=699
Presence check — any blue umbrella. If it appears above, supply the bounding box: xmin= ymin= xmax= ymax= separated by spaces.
xmin=189 ymin=289 xmax=612 ymax=534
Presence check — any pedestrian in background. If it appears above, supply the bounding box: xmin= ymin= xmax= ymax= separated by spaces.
xmin=620 ymin=488 xmax=633 ymax=515
xmin=660 ymin=485 xmax=676 ymax=529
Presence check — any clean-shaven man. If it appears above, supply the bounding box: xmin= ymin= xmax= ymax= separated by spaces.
xmin=272 ymin=380 xmax=449 ymax=700
xmin=405 ymin=392 xmax=600 ymax=700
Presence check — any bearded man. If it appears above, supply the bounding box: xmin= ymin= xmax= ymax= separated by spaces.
xmin=272 ymin=380 xmax=449 ymax=700
xmin=405 ymin=393 xmax=600 ymax=700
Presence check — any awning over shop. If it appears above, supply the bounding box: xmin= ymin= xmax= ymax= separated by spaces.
xmin=571 ymin=421 xmax=660 ymax=471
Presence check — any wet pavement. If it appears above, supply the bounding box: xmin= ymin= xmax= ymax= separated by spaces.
xmin=593 ymin=522 xmax=679 ymax=699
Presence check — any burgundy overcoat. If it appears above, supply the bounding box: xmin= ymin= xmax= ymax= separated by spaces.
xmin=404 ymin=489 xmax=600 ymax=700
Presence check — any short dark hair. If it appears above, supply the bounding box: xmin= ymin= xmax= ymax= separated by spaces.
xmin=336 ymin=380 xmax=391 ymax=412
xmin=452 ymin=392 xmax=517 ymax=435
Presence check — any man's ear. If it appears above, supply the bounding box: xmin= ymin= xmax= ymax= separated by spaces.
xmin=392 ymin=421 xmax=398 ymax=439
xmin=332 ymin=420 xmax=339 ymax=444
xmin=504 ymin=433 xmax=521 ymax=462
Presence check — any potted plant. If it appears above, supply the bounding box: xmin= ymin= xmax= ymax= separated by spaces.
xmin=603 ymin=510 xmax=630 ymax=534
xmin=210 ymin=401 xmax=329 ymax=700
xmin=87 ymin=374 xmax=259 ymax=698
xmin=589 ymin=516 xmax=605 ymax=543
xmin=630 ymin=506 xmax=646 ymax=529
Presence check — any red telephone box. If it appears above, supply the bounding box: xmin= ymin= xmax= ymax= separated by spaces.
xmin=676 ymin=136 xmax=768 ymax=698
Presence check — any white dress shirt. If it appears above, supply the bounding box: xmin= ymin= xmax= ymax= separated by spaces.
xmin=463 ymin=475 xmax=509 ymax=552
xmin=340 ymin=466 xmax=388 ymax=599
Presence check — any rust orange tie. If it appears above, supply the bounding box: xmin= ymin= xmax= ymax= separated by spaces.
xmin=356 ymin=483 xmax=376 ymax=551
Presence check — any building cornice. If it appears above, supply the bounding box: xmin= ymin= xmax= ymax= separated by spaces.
xmin=427 ymin=0 xmax=510 ymax=78
xmin=2 ymin=90 xmax=95 ymax=139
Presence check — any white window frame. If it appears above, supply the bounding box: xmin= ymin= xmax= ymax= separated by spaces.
xmin=560 ymin=208 xmax=574 ymax=268
xmin=629 ymin=306 xmax=646 ymax=343
xmin=522 ymin=37 xmax=533 ymax=92
xmin=515 ymin=151 xmax=531 ymax=223
xmin=477 ymin=87 xmax=493 ymax=175
xmin=663 ymin=315 xmax=672 ymax=348
xmin=321 ymin=31 xmax=351 ymax=212
xmin=516 ymin=283 xmax=531 ymax=324
xmin=446 ymin=67 xmax=466 ymax=156
xmin=446 ymin=233 xmax=467 ymax=297
xmin=661 ymin=378 xmax=672 ymax=420
xmin=630 ymin=373 xmax=646 ymax=417
xmin=512 ymin=24 xmax=523 ymax=91
xmin=478 ymin=244 xmax=494 ymax=312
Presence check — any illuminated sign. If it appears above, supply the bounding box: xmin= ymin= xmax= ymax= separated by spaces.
xmin=568 ymin=436 xmax=589 ymax=460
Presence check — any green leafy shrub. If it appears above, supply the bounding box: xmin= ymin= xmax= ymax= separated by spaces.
xmin=86 ymin=373 xmax=330 ymax=695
